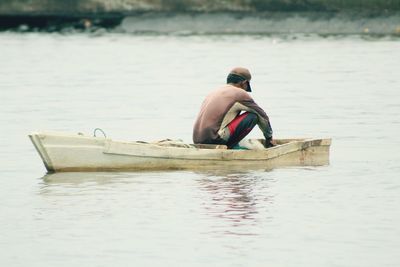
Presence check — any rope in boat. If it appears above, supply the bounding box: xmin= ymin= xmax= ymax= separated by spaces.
xmin=93 ymin=128 xmax=107 ymax=138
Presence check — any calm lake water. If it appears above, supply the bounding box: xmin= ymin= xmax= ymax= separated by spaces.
xmin=1 ymin=32 xmax=400 ymax=267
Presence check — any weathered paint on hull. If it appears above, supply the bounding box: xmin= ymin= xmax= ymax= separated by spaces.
xmin=29 ymin=132 xmax=331 ymax=172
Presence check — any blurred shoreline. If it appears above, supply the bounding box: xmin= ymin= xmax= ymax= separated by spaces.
xmin=1 ymin=0 xmax=400 ymax=14
xmin=1 ymin=12 xmax=400 ymax=36
xmin=0 ymin=0 xmax=399 ymax=35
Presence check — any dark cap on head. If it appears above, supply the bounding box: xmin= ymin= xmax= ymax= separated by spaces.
xmin=228 ymin=67 xmax=252 ymax=92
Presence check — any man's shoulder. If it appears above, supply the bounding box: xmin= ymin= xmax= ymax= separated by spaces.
xmin=205 ymin=85 xmax=252 ymax=103
xmin=215 ymin=84 xmax=249 ymax=96
xmin=208 ymin=84 xmax=232 ymax=96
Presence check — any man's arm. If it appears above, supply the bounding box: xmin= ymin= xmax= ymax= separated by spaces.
xmin=239 ymin=98 xmax=273 ymax=140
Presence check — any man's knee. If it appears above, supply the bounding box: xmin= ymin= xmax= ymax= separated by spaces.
xmin=245 ymin=112 xmax=258 ymax=125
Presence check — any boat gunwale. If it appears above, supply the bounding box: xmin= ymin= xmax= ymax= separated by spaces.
xmin=103 ymin=137 xmax=331 ymax=161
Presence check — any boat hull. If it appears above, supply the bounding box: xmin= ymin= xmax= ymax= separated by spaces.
xmin=29 ymin=132 xmax=331 ymax=172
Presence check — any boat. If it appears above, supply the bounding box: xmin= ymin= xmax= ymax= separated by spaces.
xmin=29 ymin=131 xmax=331 ymax=172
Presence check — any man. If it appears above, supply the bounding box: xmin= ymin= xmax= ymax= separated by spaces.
xmin=193 ymin=67 xmax=274 ymax=149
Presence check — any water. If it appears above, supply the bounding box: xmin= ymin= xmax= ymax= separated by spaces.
xmin=1 ymin=32 xmax=400 ymax=267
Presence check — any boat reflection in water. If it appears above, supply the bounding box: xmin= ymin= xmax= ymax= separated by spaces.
xmin=40 ymin=170 xmax=276 ymax=238
xmin=196 ymin=172 xmax=275 ymax=237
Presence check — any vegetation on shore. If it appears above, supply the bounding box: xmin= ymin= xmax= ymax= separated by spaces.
xmin=0 ymin=0 xmax=399 ymax=15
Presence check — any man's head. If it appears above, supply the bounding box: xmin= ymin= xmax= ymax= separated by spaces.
xmin=227 ymin=67 xmax=252 ymax=92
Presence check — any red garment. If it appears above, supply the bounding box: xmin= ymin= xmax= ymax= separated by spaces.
xmin=228 ymin=112 xmax=250 ymax=134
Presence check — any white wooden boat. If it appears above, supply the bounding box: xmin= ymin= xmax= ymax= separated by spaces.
xmin=29 ymin=131 xmax=331 ymax=172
